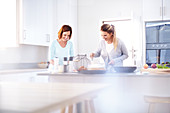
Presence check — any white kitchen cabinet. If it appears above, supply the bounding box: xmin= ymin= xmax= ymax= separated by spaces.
xmin=163 ymin=0 xmax=170 ymax=20
xmin=21 ymin=0 xmax=54 ymax=46
xmin=143 ymin=0 xmax=170 ymax=21
xmin=0 ymin=71 xmax=49 ymax=83
xmin=0 ymin=72 xmax=35 ymax=82
xmin=21 ymin=0 xmax=77 ymax=47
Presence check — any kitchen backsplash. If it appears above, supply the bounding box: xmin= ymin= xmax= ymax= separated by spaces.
xmin=0 ymin=45 xmax=49 ymax=64
xmin=0 ymin=44 xmax=49 ymax=70
xmin=0 ymin=63 xmax=39 ymax=70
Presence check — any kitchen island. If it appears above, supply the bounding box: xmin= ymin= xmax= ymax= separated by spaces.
xmin=37 ymin=71 xmax=170 ymax=113
xmin=1 ymin=69 xmax=170 ymax=113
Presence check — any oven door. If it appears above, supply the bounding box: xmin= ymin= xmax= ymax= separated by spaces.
xmin=159 ymin=24 xmax=170 ymax=43
xmin=160 ymin=50 xmax=170 ymax=63
xmin=146 ymin=49 xmax=170 ymax=65
xmin=146 ymin=50 xmax=157 ymax=65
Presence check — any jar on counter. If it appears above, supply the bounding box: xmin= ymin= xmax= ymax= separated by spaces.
xmin=69 ymin=56 xmax=74 ymax=72
xmin=63 ymin=57 xmax=68 ymax=72
xmin=53 ymin=57 xmax=59 ymax=73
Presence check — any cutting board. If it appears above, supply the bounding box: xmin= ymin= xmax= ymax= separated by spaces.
xmin=141 ymin=68 xmax=170 ymax=74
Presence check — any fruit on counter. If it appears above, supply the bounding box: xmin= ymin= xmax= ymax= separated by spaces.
xmin=40 ymin=62 xmax=47 ymax=64
xmin=151 ymin=63 xmax=157 ymax=69
xmin=143 ymin=64 xmax=148 ymax=69
xmin=162 ymin=62 xmax=170 ymax=64
xmin=156 ymin=64 xmax=162 ymax=69
xmin=166 ymin=62 xmax=170 ymax=64
xmin=156 ymin=64 xmax=170 ymax=69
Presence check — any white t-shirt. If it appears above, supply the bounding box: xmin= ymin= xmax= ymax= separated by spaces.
xmin=105 ymin=42 xmax=114 ymax=53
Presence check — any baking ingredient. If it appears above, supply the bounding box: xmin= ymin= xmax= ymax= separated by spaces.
xmin=78 ymin=66 xmax=87 ymax=71
xmin=151 ymin=63 xmax=157 ymax=69
xmin=143 ymin=64 xmax=148 ymax=69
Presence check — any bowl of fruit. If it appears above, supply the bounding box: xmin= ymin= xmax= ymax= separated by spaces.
xmin=142 ymin=63 xmax=170 ymax=73
xmin=38 ymin=62 xmax=48 ymax=69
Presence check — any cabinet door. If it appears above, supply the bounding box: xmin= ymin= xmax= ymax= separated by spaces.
xmin=143 ymin=0 xmax=162 ymax=21
xmin=163 ymin=0 xmax=170 ymax=20
xmin=22 ymin=0 xmax=53 ymax=46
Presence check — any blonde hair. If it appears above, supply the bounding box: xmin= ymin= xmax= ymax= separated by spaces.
xmin=101 ymin=24 xmax=118 ymax=50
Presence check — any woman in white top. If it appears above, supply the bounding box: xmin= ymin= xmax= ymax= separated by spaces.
xmin=90 ymin=24 xmax=128 ymax=69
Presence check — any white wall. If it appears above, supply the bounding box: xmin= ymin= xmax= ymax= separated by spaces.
xmin=77 ymin=0 xmax=143 ymax=58
xmin=0 ymin=0 xmax=143 ymax=65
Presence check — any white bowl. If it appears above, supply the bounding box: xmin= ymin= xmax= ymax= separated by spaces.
xmin=38 ymin=64 xmax=48 ymax=68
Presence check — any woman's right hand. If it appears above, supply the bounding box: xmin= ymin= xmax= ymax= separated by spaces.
xmin=50 ymin=59 xmax=54 ymax=65
xmin=90 ymin=53 xmax=95 ymax=59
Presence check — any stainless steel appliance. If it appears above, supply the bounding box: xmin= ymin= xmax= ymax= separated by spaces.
xmin=145 ymin=21 xmax=170 ymax=65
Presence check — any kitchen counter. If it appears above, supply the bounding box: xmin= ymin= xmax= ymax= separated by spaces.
xmin=0 ymin=68 xmax=47 ymax=74
xmin=0 ymin=69 xmax=48 ymax=83
xmin=37 ymin=71 xmax=170 ymax=77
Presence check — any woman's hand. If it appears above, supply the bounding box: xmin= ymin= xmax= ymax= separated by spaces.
xmin=50 ymin=59 xmax=54 ymax=65
xmin=108 ymin=60 xmax=114 ymax=65
xmin=90 ymin=53 xmax=95 ymax=59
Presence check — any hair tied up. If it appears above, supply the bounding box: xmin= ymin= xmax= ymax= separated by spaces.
xmin=110 ymin=24 xmax=115 ymax=28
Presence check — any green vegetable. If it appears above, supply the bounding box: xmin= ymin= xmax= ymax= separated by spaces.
xmin=156 ymin=64 xmax=170 ymax=69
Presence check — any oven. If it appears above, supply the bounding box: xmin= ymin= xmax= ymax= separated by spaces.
xmin=145 ymin=22 xmax=170 ymax=65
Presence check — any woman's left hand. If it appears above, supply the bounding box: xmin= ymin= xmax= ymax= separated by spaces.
xmin=108 ymin=60 xmax=114 ymax=65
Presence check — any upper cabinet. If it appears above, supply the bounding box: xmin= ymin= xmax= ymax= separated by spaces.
xmin=20 ymin=0 xmax=54 ymax=46
xmin=143 ymin=0 xmax=170 ymax=21
xmin=163 ymin=0 xmax=170 ymax=20
xmin=20 ymin=0 xmax=77 ymax=47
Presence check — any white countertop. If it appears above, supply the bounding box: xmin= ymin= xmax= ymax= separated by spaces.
xmin=0 ymin=82 xmax=110 ymax=113
xmin=0 ymin=69 xmax=47 ymax=74
xmin=0 ymin=69 xmax=170 ymax=113
xmin=37 ymin=71 xmax=170 ymax=77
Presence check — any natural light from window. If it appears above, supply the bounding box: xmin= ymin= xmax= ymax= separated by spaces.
xmin=0 ymin=0 xmax=17 ymax=48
